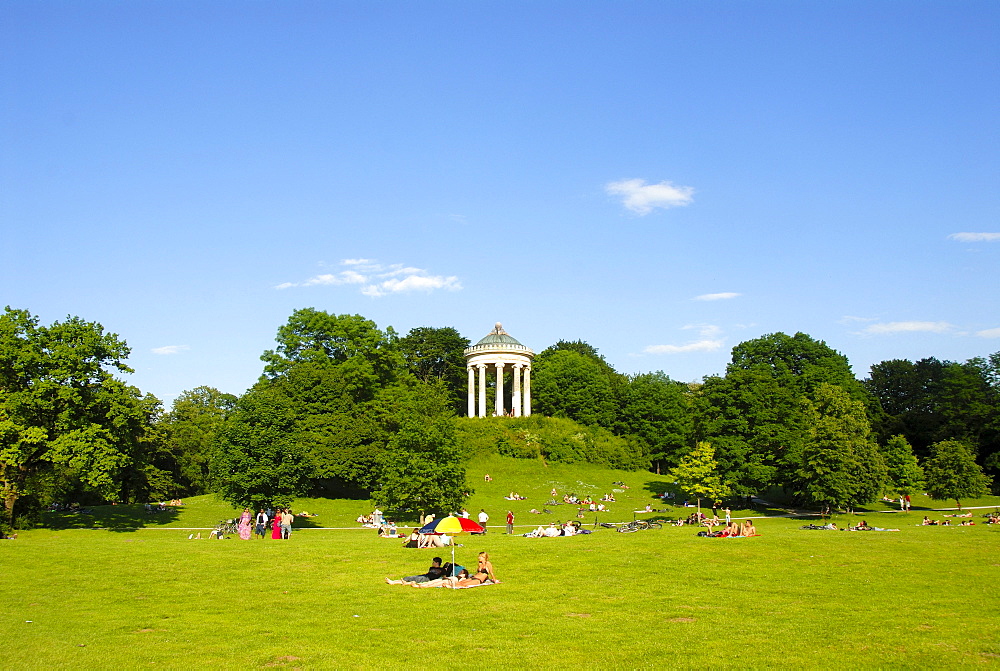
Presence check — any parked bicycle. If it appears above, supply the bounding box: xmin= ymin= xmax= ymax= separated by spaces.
xmin=617 ymin=520 xmax=663 ymax=533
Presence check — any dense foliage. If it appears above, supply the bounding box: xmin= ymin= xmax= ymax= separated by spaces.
xmin=8 ymin=301 xmax=999 ymax=524
xmin=0 ymin=307 xmax=160 ymax=528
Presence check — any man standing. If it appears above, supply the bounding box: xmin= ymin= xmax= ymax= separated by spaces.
xmin=506 ymin=510 xmax=514 ymax=535
xmin=281 ymin=508 xmax=293 ymax=539
xmin=478 ymin=508 xmax=489 ymax=534
xmin=255 ymin=508 xmax=269 ymax=539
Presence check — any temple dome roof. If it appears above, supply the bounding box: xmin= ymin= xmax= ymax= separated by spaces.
xmin=475 ymin=322 xmax=522 ymax=346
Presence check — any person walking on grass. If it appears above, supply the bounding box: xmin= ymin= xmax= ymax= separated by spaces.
xmin=478 ymin=509 xmax=489 ymax=533
xmin=506 ymin=510 xmax=514 ymax=534
xmin=255 ymin=509 xmax=268 ymax=539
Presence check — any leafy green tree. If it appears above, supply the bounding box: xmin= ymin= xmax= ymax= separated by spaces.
xmin=397 ymin=326 xmax=470 ymax=413
xmin=865 ymin=357 xmax=998 ymax=460
xmin=923 ymin=439 xmax=992 ymax=510
xmin=260 ymin=309 xmax=402 ymax=400
xmin=728 ymin=332 xmax=867 ymax=400
xmin=667 ymin=442 xmax=729 ymax=513
xmin=531 ymin=350 xmax=618 ymax=428
xmin=369 ymin=382 xmax=468 ymax=515
xmin=212 ymin=382 xmax=311 ymax=509
xmin=160 ymin=386 xmax=236 ymax=494
xmin=881 ymin=434 xmax=924 ymax=497
xmin=617 ymin=372 xmax=692 ymax=473
xmin=0 ymin=307 xmax=157 ymax=525
xmin=696 ymin=369 xmax=808 ymax=497
xmin=795 ymin=383 xmax=885 ymax=512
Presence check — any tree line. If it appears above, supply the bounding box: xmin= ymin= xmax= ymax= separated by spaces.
xmin=2 ymin=306 xmax=996 ymax=531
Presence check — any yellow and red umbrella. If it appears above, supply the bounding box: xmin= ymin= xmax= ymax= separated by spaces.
xmin=417 ymin=515 xmax=484 ymax=576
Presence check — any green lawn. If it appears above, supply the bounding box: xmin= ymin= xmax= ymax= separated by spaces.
xmin=4 ymin=456 xmax=1000 ymax=668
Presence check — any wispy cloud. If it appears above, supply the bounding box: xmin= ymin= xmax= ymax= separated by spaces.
xmin=861 ymin=321 xmax=954 ymax=335
xmin=151 ymin=345 xmax=190 ymax=355
xmin=644 ymin=340 xmax=724 ymax=354
xmin=948 ymin=232 xmax=1000 ymax=242
xmin=683 ymin=323 xmax=722 ymax=338
xmin=693 ymin=292 xmax=740 ymax=302
xmin=605 ymin=178 xmax=694 ymax=215
xmin=839 ymin=315 xmax=878 ymax=325
xmin=976 ymin=327 xmax=1000 ymax=338
xmin=277 ymin=260 xmax=462 ymax=298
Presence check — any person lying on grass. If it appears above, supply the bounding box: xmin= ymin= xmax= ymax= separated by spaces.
xmin=849 ymin=520 xmax=899 ymax=531
xmin=411 ymin=568 xmax=471 ymax=588
xmin=386 ymin=557 xmax=447 ymax=585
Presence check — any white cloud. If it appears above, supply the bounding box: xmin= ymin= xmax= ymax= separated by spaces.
xmin=976 ymin=327 xmax=1000 ymax=338
xmin=693 ymin=292 xmax=741 ymax=302
xmin=839 ymin=315 xmax=878 ymax=325
xmin=683 ymin=323 xmax=722 ymax=338
xmin=362 ymin=274 xmax=461 ymax=297
xmin=151 ymin=345 xmax=189 ymax=355
xmin=948 ymin=232 xmax=1000 ymax=242
xmin=644 ymin=340 xmax=724 ymax=354
xmin=862 ymin=321 xmax=954 ymax=335
xmin=605 ymin=178 xmax=694 ymax=215
xmin=277 ymin=259 xmax=462 ymax=298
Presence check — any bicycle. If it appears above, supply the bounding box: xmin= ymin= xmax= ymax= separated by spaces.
xmin=618 ymin=520 xmax=663 ymax=533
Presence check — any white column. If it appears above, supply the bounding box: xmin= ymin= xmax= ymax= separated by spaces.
xmin=523 ymin=366 xmax=531 ymax=417
xmin=512 ymin=364 xmax=522 ymax=417
xmin=477 ymin=364 xmax=487 ymax=418
xmin=467 ymin=366 xmax=475 ymax=418
xmin=495 ymin=362 xmax=505 ymax=417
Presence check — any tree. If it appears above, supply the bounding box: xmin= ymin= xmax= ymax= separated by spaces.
xmin=794 ymin=383 xmax=885 ymax=512
xmin=160 ymin=386 xmax=236 ymax=495
xmin=667 ymin=442 xmax=729 ymax=514
xmin=696 ymin=368 xmax=810 ymax=496
xmin=211 ymin=382 xmax=311 ymax=509
xmin=397 ymin=326 xmax=470 ymax=413
xmin=531 ymin=350 xmax=618 ymax=428
xmin=923 ymin=439 xmax=992 ymax=510
xmin=865 ymin=357 xmax=998 ymax=461
xmin=369 ymin=382 xmax=468 ymax=515
xmin=617 ymin=372 xmax=692 ymax=473
xmin=881 ymin=435 xmax=924 ymax=497
xmin=728 ymin=332 xmax=867 ymax=400
xmin=260 ymin=309 xmax=402 ymax=400
xmin=0 ymin=307 xmax=156 ymax=526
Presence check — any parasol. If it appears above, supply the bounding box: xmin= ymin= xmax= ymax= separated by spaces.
xmin=417 ymin=515 xmax=484 ymax=575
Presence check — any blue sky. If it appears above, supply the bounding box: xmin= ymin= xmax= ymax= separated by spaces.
xmin=3 ymin=2 xmax=998 ymax=403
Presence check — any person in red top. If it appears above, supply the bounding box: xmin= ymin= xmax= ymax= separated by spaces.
xmin=506 ymin=510 xmax=514 ymax=535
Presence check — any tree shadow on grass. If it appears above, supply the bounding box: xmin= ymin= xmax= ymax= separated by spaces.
xmin=42 ymin=505 xmax=181 ymax=532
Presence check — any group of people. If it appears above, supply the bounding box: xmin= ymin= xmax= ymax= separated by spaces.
xmin=401 ymin=528 xmax=454 ymax=548
xmin=504 ymin=492 xmax=527 ymax=500
xmin=523 ymin=521 xmax=587 ymax=537
xmin=921 ymin=516 xmax=975 ymax=526
xmin=236 ymin=508 xmax=295 ymax=540
xmin=698 ymin=519 xmax=757 ymax=537
xmin=386 ymin=552 xmax=499 ymax=588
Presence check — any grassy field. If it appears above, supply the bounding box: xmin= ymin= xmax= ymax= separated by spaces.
xmin=3 ymin=456 xmax=1000 ymax=669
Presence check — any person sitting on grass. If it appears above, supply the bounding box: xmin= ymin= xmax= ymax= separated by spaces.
xmin=742 ymin=520 xmax=758 ymax=536
xmin=403 ymin=528 xmax=421 ymax=548
xmin=447 ymin=552 xmax=499 ymax=587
